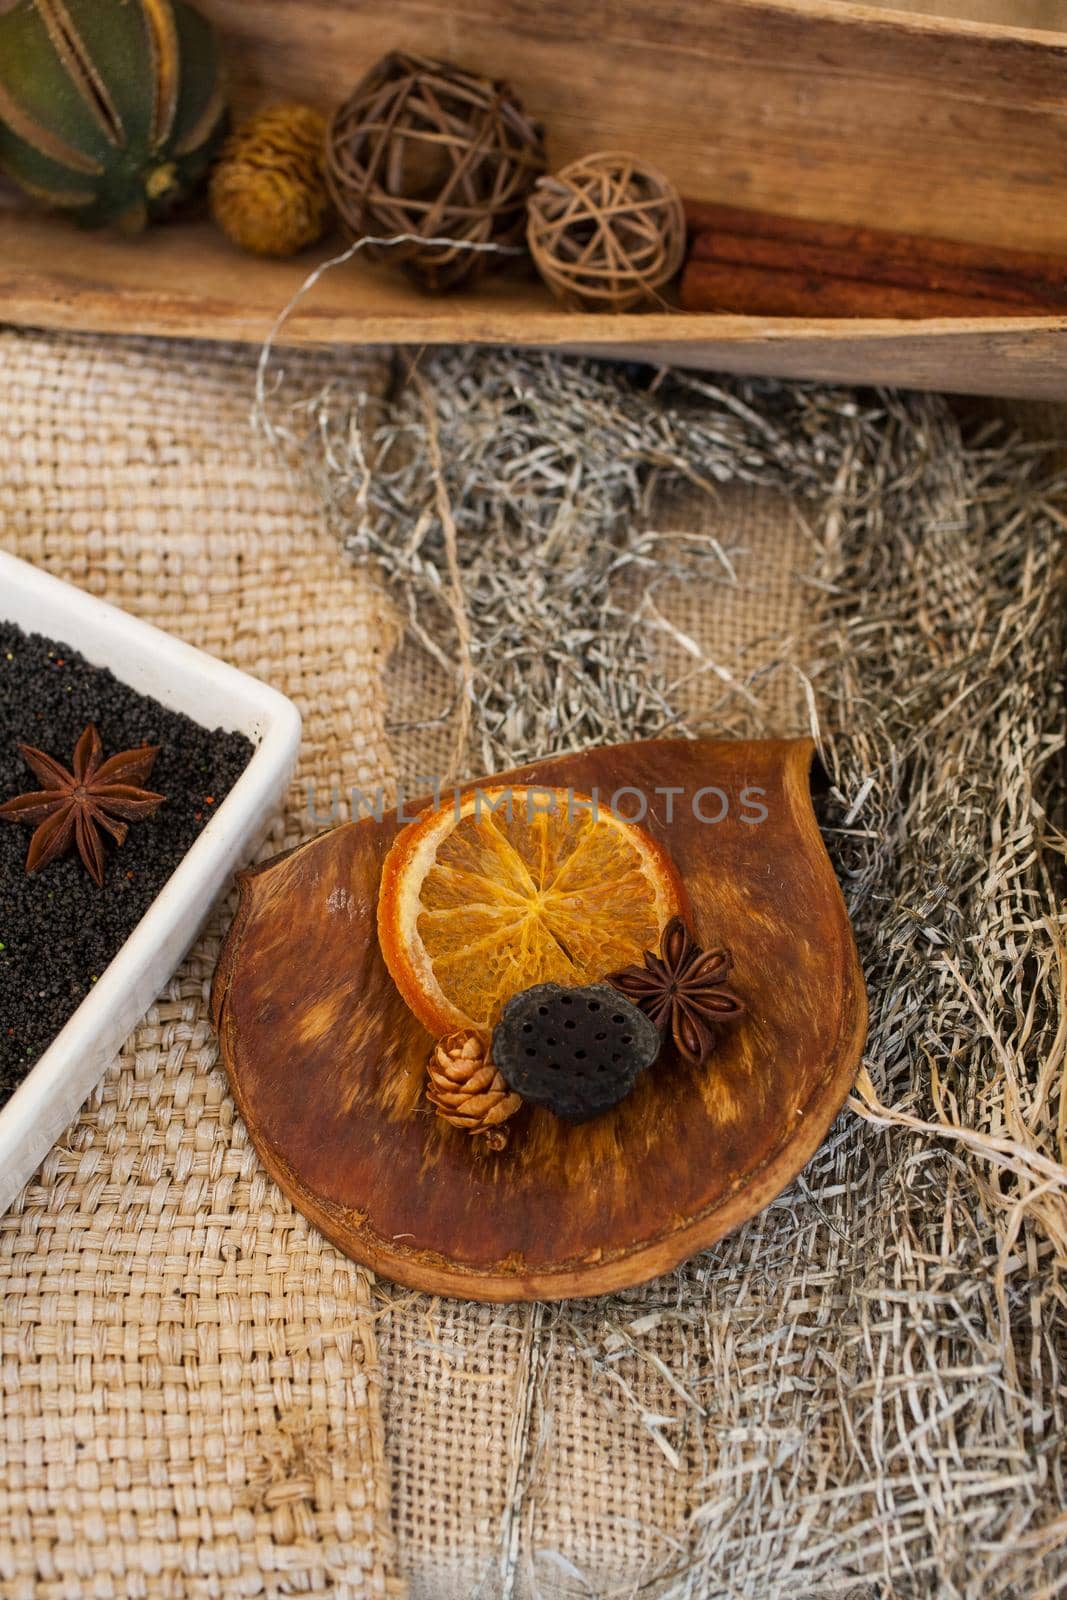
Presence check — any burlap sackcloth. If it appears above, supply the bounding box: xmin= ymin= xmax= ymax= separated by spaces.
xmin=0 ymin=327 xmax=818 ymax=1599
xmin=0 ymin=328 xmax=402 ymax=1600
xmin=1 ymin=327 xmax=1062 ymax=1600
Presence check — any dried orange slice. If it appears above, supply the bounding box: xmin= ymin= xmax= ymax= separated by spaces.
xmin=377 ymin=786 xmax=688 ymax=1035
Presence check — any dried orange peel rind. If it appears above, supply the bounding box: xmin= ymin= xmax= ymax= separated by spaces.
xmin=377 ymin=786 xmax=689 ymax=1036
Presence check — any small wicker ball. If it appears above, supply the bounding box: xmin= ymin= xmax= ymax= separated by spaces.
xmin=210 ymin=103 xmax=331 ymax=257
xmin=325 ymin=51 xmax=546 ymax=292
xmin=527 ymin=151 xmax=685 ymax=312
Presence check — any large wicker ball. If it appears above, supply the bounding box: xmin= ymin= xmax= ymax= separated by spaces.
xmin=325 ymin=51 xmax=546 ymax=292
xmin=527 ymin=152 xmax=685 ymax=312
xmin=210 ymin=103 xmax=332 ymax=257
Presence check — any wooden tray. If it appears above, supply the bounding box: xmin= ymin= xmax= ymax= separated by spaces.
xmin=4 ymin=0 xmax=1067 ymax=398
xmin=211 ymin=738 xmax=868 ymax=1301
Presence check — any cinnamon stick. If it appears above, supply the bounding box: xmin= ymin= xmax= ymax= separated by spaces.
xmin=683 ymin=200 xmax=1067 ymax=299
xmin=679 ymin=260 xmax=1057 ymax=319
xmin=688 ymin=229 xmax=1063 ymax=309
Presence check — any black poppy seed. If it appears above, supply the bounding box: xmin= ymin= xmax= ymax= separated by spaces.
xmin=0 ymin=619 xmax=253 ymax=1104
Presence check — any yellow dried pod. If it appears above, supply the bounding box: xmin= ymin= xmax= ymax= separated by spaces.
xmin=209 ymin=102 xmax=331 ymax=257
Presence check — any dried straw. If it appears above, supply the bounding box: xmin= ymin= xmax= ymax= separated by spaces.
xmin=258 ymin=344 xmax=1067 ymax=1596
xmin=260 ymin=349 xmax=837 ymax=776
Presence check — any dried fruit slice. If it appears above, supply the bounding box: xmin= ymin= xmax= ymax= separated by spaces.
xmin=377 ymin=786 xmax=688 ymax=1035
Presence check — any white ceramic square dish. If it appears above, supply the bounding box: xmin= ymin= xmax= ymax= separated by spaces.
xmin=0 ymin=549 xmax=301 ymax=1212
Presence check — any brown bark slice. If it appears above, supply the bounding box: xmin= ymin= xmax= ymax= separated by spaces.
xmin=212 ymin=738 xmax=868 ymax=1301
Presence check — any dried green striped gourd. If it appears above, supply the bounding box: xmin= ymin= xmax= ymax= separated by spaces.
xmin=0 ymin=0 xmax=228 ymax=231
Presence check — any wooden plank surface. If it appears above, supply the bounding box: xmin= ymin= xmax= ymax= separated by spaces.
xmin=206 ymin=0 xmax=1067 ymax=251
xmin=4 ymin=0 xmax=1067 ymax=395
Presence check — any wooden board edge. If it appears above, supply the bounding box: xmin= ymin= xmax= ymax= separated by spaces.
xmin=4 ymin=282 xmax=1066 ymax=348
xmin=721 ymin=0 xmax=1067 ymax=47
xmin=9 ymin=298 xmax=1067 ymax=400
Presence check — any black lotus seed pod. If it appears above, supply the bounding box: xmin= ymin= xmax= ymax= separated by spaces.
xmin=492 ymin=983 xmax=661 ymax=1123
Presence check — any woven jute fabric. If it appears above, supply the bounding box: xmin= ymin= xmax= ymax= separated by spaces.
xmin=0 ymin=328 xmax=402 ymax=1600
xmin=0 ymin=326 xmax=817 ymax=1598
xmin=3 ymin=326 xmax=1063 ymax=1600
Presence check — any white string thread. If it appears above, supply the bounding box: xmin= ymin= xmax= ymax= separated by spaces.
xmin=254 ymin=232 xmax=526 ymax=436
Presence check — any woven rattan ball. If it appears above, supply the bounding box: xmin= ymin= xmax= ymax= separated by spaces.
xmin=325 ymin=51 xmax=546 ymax=292
xmin=527 ymin=151 xmax=685 ymax=312
xmin=210 ymin=103 xmax=331 ymax=257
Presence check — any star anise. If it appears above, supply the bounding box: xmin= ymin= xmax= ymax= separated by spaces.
xmin=607 ymin=915 xmax=744 ymax=1067
xmin=0 ymin=723 xmax=164 ymax=888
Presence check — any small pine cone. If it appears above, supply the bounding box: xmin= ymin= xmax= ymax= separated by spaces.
xmin=427 ymin=1031 xmax=523 ymax=1149
xmin=210 ymin=103 xmax=332 ymax=257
